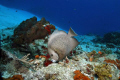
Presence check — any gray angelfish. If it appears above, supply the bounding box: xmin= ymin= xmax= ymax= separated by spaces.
xmin=48 ymin=27 xmax=79 ymax=62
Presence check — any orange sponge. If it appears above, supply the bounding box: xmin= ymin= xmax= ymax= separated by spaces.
xmin=3 ymin=75 xmax=24 ymax=80
xmin=104 ymin=59 xmax=120 ymax=70
xmin=73 ymin=70 xmax=90 ymax=80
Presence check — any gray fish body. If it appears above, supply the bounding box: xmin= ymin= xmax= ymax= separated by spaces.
xmin=48 ymin=27 xmax=79 ymax=62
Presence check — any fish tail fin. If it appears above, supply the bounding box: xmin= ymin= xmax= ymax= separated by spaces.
xmin=68 ymin=27 xmax=79 ymax=50
xmin=70 ymin=38 xmax=80 ymax=51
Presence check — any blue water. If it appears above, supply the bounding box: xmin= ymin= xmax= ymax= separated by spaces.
xmin=0 ymin=0 xmax=120 ymax=36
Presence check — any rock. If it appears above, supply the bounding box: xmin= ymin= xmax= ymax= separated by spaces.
xmin=14 ymin=16 xmax=37 ymax=36
xmin=0 ymin=49 xmax=13 ymax=65
xmin=103 ymin=32 xmax=120 ymax=45
xmin=106 ymin=43 xmax=115 ymax=48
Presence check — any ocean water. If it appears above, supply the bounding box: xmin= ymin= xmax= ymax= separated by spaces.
xmin=0 ymin=0 xmax=120 ymax=36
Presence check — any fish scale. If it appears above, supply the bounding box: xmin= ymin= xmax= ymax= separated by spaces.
xmin=52 ymin=35 xmax=69 ymax=52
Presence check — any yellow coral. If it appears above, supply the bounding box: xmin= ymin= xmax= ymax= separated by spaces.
xmin=94 ymin=64 xmax=112 ymax=80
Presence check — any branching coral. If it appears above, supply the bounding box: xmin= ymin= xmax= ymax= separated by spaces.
xmin=73 ymin=70 xmax=90 ymax=80
xmin=94 ymin=64 xmax=112 ymax=80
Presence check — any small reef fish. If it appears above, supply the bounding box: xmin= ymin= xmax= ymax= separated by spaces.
xmin=48 ymin=27 xmax=79 ymax=62
xmin=98 ymin=51 xmax=102 ymax=54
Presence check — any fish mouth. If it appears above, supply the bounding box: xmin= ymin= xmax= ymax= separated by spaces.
xmin=51 ymin=59 xmax=57 ymax=62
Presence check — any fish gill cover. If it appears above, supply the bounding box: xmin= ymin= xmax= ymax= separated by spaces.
xmin=0 ymin=0 xmax=120 ymax=36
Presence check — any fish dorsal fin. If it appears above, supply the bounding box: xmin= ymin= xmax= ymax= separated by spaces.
xmin=50 ymin=29 xmax=66 ymax=38
xmin=52 ymin=29 xmax=59 ymax=34
xmin=68 ymin=27 xmax=77 ymax=37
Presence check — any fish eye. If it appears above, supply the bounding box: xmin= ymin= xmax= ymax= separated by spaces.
xmin=50 ymin=54 xmax=53 ymax=56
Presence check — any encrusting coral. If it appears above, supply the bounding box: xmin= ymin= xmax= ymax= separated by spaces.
xmin=44 ymin=24 xmax=55 ymax=35
xmin=73 ymin=70 xmax=90 ymax=80
xmin=3 ymin=75 xmax=24 ymax=80
xmin=104 ymin=59 xmax=120 ymax=70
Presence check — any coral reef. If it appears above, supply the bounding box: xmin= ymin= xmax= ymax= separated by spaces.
xmin=104 ymin=59 xmax=120 ymax=70
xmin=0 ymin=49 xmax=29 ymax=75
xmin=0 ymin=49 xmax=13 ymax=65
xmin=28 ymin=38 xmax=48 ymax=56
xmin=92 ymin=32 xmax=120 ymax=46
xmin=3 ymin=75 xmax=24 ymax=80
xmin=86 ymin=50 xmax=106 ymax=62
xmin=73 ymin=70 xmax=90 ymax=80
xmin=1 ymin=18 xmax=120 ymax=80
xmin=14 ymin=17 xmax=37 ymax=36
xmin=94 ymin=64 xmax=112 ymax=80
xmin=106 ymin=43 xmax=115 ymax=48
xmin=100 ymin=48 xmax=112 ymax=54
xmin=12 ymin=17 xmax=56 ymax=47
xmin=86 ymin=50 xmax=96 ymax=58
xmin=9 ymin=17 xmax=56 ymax=58
xmin=103 ymin=32 xmax=120 ymax=45
xmin=1 ymin=48 xmax=119 ymax=80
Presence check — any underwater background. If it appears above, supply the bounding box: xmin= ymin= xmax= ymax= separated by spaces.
xmin=0 ymin=0 xmax=120 ymax=80
xmin=0 ymin=0 xmax=120 ymax=36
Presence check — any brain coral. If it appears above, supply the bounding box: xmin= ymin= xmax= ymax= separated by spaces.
xmin=94 ymin=64 xmax=112 ymax=80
